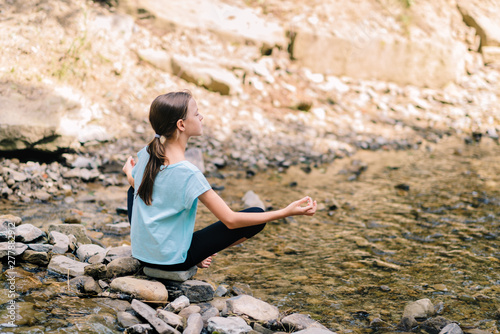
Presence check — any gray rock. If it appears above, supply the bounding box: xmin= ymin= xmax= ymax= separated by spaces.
xmin=293 ymin=329 xmax=337 ymax=334
xmin=27 ymin=243 xmax=53 ymax=252
xmin=215 ymin=284 xmax=228 ymax=297
xmin=242 ymin=191 xmax=265 ymax=210
xmin=169 ymin=295 xmax=190 ymax=312
xmin=181 ymin=280 xmax=215 ymax=303
xmin=69 ymin=275 xmax=102 ymax=294
xmin=131 ymin=299 xmax=181 ymax=334
xmin=156 ymin=309 xmax=184 ymax=330
xmin=84 ymin=263 xmax=108 ymax=280
xmin=118 ymin=311 xmax=143 ymax=328
xmin=439 ymin=323 xmax=463 ymax=334
xmin=183 ymin=313 xmax=203 ymax=334
xmin=102 ymin=222 xmax=131 ymax=235
xmin=281 ymin=313 xmax=328 ymax=331
xmin=105 ymin=245 xmax=132 ymax=262
xmin=107 ymin=256 xmax=141 ymax=278
xmin=226 ymin=295 xmax=279 ymax=322
xmin=15 ymin=224 xmax=45 ymax=243
xmin=48 ymin=223 xmax=92 ymax=244
xmin=111 ymin=277 xmax=169 ymax=302
xmin=125 ymin=323 xmax=154 ymax=334
xmin=0 ymin=242 xmax=28 ymax=258
xmin=178 ymin=305 xmax=201 ymax=320
xmin=48 ymin=255 xmax=89 ymax=277
xmin=143 ymin=266 xmax=197 ymax=282
xmin=201 ymin=306 xmax=219 ymax=324
xmin=48 ymin=231 xmax=70 ymax=254
xmin=0 ymin=214 xmax=21 ymax=241
xmin=207 ymin=316 xmax=252 ymax=334
xmin=76 ymin=244 xmax=107 ymax=262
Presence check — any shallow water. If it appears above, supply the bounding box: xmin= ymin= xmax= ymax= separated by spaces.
xmin=1 ymin=136 xmax=499 ymax=333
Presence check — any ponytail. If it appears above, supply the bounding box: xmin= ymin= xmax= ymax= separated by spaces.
xmin=137 ymin=137 xmax=168 ymax=205
xmin=136 ymin=90 xmax=192 ymax=205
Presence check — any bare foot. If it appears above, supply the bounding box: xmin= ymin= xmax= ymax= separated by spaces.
xmin=197 ymin=253 xmax=217 ymax=269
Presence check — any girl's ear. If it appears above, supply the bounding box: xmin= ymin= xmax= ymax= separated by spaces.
xmin=177 ymin=119 xmax=185 ymax=132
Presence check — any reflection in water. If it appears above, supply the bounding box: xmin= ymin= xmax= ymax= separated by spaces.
xmin=1 ymin=137 xmax=499 ymax=332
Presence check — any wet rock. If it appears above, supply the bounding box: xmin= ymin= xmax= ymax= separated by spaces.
xmin=107 ymin=257 xmax=141 ymax=278
xmin=48 ymin=231 xmax=70 ymax=254
xmin=27 ymin=243 xmax=53 ymax=252
xmin=156 ymin=309 xmax=184 ymax=329
xmin=207 ymin=316 xmax=252 ymax=334
xmin=242 ymin=190 xmax=265 ymax=210
xmin=131 ymin=299 xmax=181 ymax=334
xmin=48 ymin=223 xmax=92 ymax=244
xmin=118 ymin=311 xmax=143 ymax=328
xmin=77 ymin=244 xmax=107 ymax=262
xmin=439 ymin=323 xmax=463 ymax=334
xmin=70 ymin=275 xmax=102 ymax=295
xmin=0 ymin=215 xmax=21 ymax=241
xmin=169 ymin=295 xmax=190 ymax=312
xmin=143 ymin=265 xmax=197 ymax=282
xmin=231 ymin=282 xmax=253 ymax=296
xmin=105 ymin=245 xmax=132 ymax=262
xmin=201 ymin=306 xmax=220 ymax=324
xmin=2 ymin=268 xmax=42 ymax=293
xmin=226 ymin=294 xmax=279 ymax=322
xmin=48 ymin=255 xmax=90 ymax=277
xmin=102 ymin=222 xmax=131 ymax=235
xmin=0 ymin=242 xmax=28 ymax=258
xmin=164 ymin=280 xmax=214 ymax=303
xmin=215 ymin=284 xmax=229 ymax=297
xmin=125 ymin=323 xmax=154 ymax=334
xmin=183 ymin=313 xmax=203 ymax=334
xmin=111 ymin=277 xmax=169 ymax=302
xmin=281 ymin=313 xmax=328 ymax=331
xmin=15 ymin=224 xmax=45 ymax=243
xmin=420 ymin=316 xmax=454 ymax=334
xmin=293 ymin=328 xmax=337 ymax=334
xmin=21 ymin=249 xmax=50 ymax=266
xmin=178 ymin=305 xmax=202 ymax=319
xmin=399 ymin=298 xmax=435 ymax=330
xmin=0 ymin=301 xmax=46 ymax=326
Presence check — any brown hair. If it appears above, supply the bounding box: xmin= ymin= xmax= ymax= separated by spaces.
xmin=137 ymin=90 xmax=192 ymax=205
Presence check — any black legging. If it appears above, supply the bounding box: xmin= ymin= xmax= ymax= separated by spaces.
xmin=127 ymin=187 xmax=266 ymax=271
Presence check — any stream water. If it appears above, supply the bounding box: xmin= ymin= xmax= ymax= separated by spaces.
xmin=1 ymin=136 xmax=499 ymax=333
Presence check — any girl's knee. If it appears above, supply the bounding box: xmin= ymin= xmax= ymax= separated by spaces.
xmin=242 ymin=207 xmax=265 ymax=213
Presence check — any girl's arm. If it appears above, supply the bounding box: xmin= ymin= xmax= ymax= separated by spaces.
xmin=198 ymin=189 xmax=317 ymax=229
xmin=122 ymin=156 xmax=136 ymax=188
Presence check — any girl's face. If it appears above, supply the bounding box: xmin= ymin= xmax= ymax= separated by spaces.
xmin=183 ymin=98 xmax=203 ymax=137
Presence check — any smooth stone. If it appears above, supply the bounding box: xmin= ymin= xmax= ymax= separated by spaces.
xmin=281 ymin=313 xmax=328 ymax=331
xmin=27 ymin=243 xmax=53 ymax=252
xmin=48 ymin=231 xmax=70 ymax=254
xmin=107 ymin=257 xmax=141 ymax=278
xmin=15 ymin=224 xmax=45 ymax=243
xmin=48 ymin=255 xmax=89 ymax=277
xmin=143 ymin=266 xmax=197 ymax=282
xmin=117 ymin=311 xmax=142 ymax=328
xmin=48 ymin=224 xmax=92 ymax=244
xmin=207 ymin=316 xmax=252 ymax=334
xmin=183 ymin=313 xmax=204 ymax=334
xmin=156 ymin=309 xmax=184 ymax=329
xmin=105 ymin=245 xmax=132 ymax=262
xmin=0 ymin=242 xmax=28 ymax=258
xmin=169 ymin=295 xmax=190 ymax=312
xmin=76 ymin=244 xmax=106 ymax=262
xmin=20 ymin=250 xmax=50 ymax=266
xmin=110 ymin=277 xmax=169 ymax=302
xmin=439 ymin=323 xmax=463 ymax=334
xmin=131 ymin=299 xmax=181 ymax=334
xmin=226 ymin=294 xmax=279 ymax=322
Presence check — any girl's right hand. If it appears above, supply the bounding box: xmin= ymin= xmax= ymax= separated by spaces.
xmin=122 ymin=156 xmax=135 ymax=176
xmin=285 ymin=196 xmax=317 ymax=216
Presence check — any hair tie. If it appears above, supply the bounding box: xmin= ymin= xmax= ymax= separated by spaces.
xmin=154 ymin=134 xmax=161 ymax=139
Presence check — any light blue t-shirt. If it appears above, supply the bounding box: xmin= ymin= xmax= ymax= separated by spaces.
xmin=130 ymin=147 xmax=211 ymax=265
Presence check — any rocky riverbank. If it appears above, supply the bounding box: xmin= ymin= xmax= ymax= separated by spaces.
xmin=1 ymin=213 xmax=496 ymax=334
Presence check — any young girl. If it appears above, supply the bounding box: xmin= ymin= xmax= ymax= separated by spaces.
xmin=123 ymin=90 xmax=317 ymax=271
